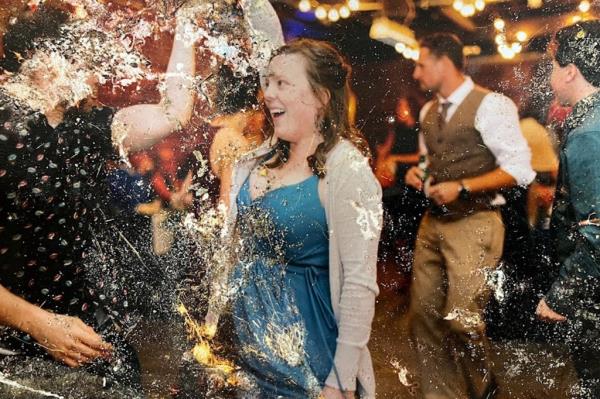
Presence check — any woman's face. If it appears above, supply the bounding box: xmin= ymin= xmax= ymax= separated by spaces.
xmin=262 ymin=53 xmax=324 ymax=143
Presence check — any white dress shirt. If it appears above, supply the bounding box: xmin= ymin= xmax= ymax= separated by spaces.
xmin=418 ymin=76 xmax=535 ymax=186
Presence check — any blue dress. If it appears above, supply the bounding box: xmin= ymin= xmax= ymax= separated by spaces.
xmin=231 ymin=173 xmax=339 ymax=398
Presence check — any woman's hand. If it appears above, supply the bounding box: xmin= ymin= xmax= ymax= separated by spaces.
xmin=29 ymin=311 xmax=112 ymax=367
xmin=170 ymin=171 xmax=194 ymax=211
xmin=320 ymin=385 xmax=355 ymax=399
xmin=536 ymin=298 xmax=567 ymax=323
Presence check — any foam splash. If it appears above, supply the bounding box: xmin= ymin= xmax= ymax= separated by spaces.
xmin=0 ymin=372 xmax=64 ymax=399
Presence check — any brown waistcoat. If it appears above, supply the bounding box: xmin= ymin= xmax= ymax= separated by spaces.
xmin=422 ymin=86 xmax=498 ymax=216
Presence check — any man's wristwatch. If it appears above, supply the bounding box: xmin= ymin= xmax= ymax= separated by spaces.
xmin=458 ymin=180 xmax=470 ymax=200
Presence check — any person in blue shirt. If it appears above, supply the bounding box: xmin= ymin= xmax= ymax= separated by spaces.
xmin=536 ymin=20 xmax=600 ymax=397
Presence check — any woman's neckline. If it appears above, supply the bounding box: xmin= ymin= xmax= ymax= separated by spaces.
xmin=248 ymin=173 xmax=316 ymax=203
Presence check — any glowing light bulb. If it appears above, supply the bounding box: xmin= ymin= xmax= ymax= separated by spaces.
xmin=516 ymin=31 xmax=528 ymax=42
xmin=315 ymin=6 xmax=327 ymax=20
xmin=395 ymin=42 xmax=406 ymax=53
xmin=298 ymin=0 xmax=311 ymax=13
xmin=453 ymin=0 xmax=464 ymax=11
xmin=339 ymin=6 xmax=351 ymax=18
xmin=579 ymin=0 xmax=591 ymax=13
xmin=494 ymin=18 xmax=505 ymax=31
xmin=348 ymin=0 xmax=360 ymax=11
xmin=475 ymin=0 xmax=486 ymax=11
xmin=498 ymin=44 xmax=515 ymax=59
xmin=328 ymin=8 xmax=340 ymax=22
xmin=461 ymin=4 xmax=475 ymax=17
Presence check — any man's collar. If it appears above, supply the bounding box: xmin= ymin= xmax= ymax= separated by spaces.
xmin=437 ymin=76 xmax=474 ymax=105
xmin=565 ymin=89 xmax=600 ymax=132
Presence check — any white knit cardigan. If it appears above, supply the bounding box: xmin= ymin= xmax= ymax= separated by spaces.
xmin=218 ymin=139 xmax=382 ymax=398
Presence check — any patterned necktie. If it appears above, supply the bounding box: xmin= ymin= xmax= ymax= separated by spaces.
xmin=438 ymin=101 xmax=452 ymax=129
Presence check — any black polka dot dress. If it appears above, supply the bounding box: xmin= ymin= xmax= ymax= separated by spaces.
xmin=0 ymin=89 xmax=115 ymax=325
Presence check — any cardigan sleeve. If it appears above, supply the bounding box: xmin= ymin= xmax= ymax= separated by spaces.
xmin=325 ymin=149 xmax=383 ymax=391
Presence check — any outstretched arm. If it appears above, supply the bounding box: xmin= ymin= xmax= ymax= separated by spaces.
xmin=112 ymin=14 xmax=198 ymax=152
xmin=0 ymin=285 xmax=112 ymax=367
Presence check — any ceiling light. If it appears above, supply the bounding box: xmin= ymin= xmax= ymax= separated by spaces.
xmin=369 ymin=17 xmax=418 ymax=49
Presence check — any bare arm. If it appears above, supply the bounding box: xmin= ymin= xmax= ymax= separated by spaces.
xmin=210 ymin=127 xmax=250 ymax=208
xmin=0 ymin=284 xmax=43 ymax=335
xmin=0 ymin=285 xmax=111 ymax=367
xmin=112 ymin=16 xmax=198 ymax=152
xmin=461 ymin=167 xmax=516 ymax=193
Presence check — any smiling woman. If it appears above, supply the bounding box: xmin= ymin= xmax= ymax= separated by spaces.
xmin=205 ymin=39 xmax=382 ymax=399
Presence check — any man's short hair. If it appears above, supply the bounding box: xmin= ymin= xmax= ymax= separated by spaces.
xmin=419 ymin=33 xmax=465 ymax=71
xmin=553 ymin=20 xmax=600 ymax=87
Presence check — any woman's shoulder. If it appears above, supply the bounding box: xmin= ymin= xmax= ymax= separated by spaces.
xmin=326 ymin=139 xmax=371 ymax=172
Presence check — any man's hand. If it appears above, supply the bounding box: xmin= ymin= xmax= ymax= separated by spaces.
xmin=405 ymin=166 xmax=425 ymax=191
xmin=536 ymin=298 xmax=567 ymax=323
xmin=428 ymin=181 xmax=461 ymax=205
xmin=320 ymin=385 xmax=355 ymax=399
xmin=29 ymin=312 xmax=112 ymax=367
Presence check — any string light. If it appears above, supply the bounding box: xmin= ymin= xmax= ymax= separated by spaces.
xmin=494 ymin=18 xmax=505 ymax=31
xmin=315 ymin=5 xmax=327 ymax=20
xmin=339 ymin=6 xmax=351 ymax=18
xmin=297 ymin=1 xmax=360 ymax=23
xmin=298 ymin=0 xmax=311 ymax=13
xmin=348 ymin=0 xmax=360 ymax=11
xmin=328 ymin=8 xmax=340 ymax=22
xmin=579 ymin=0 xmax=591 ymax=13
xmin=453 ymin=0 xmax=486 ymax=17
